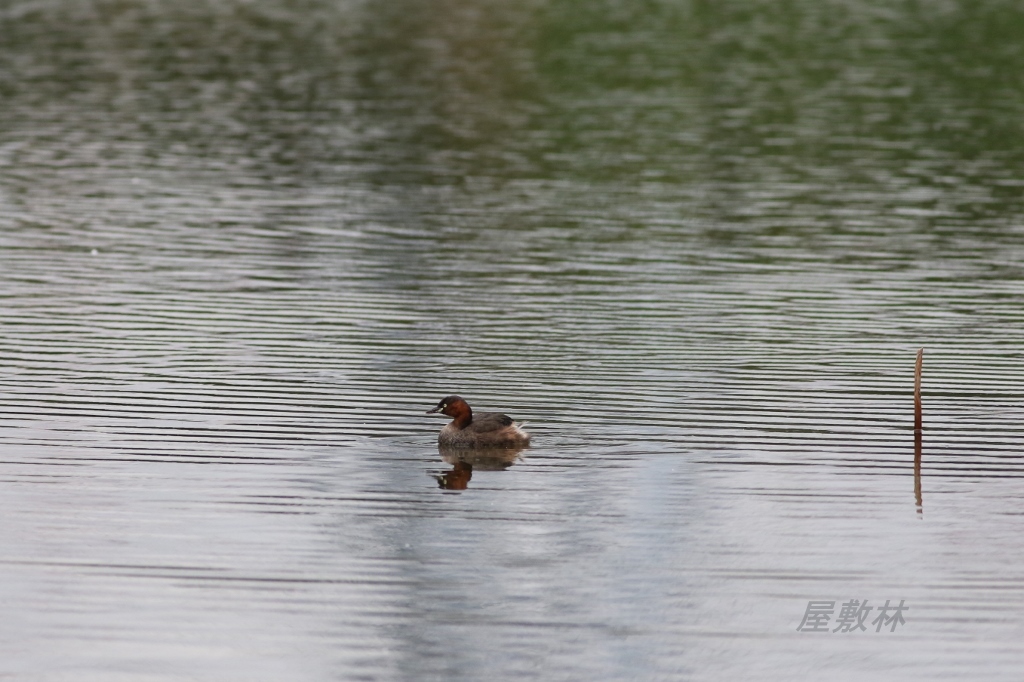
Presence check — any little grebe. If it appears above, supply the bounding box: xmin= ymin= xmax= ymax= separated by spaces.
xmin=426 ymin=395 xmax=531 ymax=448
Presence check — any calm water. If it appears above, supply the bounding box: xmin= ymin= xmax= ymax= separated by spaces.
xmin=2 ymin=1 xmax=1024 ymax=679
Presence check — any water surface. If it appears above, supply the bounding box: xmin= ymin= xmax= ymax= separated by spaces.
xmin=2 ymin=1 xmax=1024 ymax=680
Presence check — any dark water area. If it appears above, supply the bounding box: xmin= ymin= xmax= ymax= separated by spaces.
xmin=3 ymin=1 xmax=1024 ymax=679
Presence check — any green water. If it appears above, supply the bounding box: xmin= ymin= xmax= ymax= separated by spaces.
xmin=2 ymin=2 xmax=1024 ymax=680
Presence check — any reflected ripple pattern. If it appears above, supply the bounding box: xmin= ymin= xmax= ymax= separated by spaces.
xmin=2 ymin=1 xmax=1024 ymax=680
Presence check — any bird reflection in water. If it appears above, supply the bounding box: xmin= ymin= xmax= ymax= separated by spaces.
xmin=433 ymin=444 xmax=526 ymax=490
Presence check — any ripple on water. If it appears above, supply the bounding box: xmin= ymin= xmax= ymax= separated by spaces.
xmin=4 ymin=0 xmax=1024 ymax=680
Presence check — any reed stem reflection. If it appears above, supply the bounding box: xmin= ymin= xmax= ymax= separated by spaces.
xmin=914 ymin=349 xmax=923 ymax=515
xmin=914 ymin=428 xmax=923 ymax=514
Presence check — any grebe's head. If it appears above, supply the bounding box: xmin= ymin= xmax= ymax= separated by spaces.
xmin=426 ymin=395 xmax=471 ymax=418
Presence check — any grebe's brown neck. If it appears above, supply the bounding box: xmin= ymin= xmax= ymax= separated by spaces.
xmin=428 ymin=395 xmax=474 ymax=429
xmin=446 ymin=398 xmax=473 ymax=429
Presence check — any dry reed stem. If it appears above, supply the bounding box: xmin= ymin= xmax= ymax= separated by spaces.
xmin=914 ymin=348 xmax=923 ymax=432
